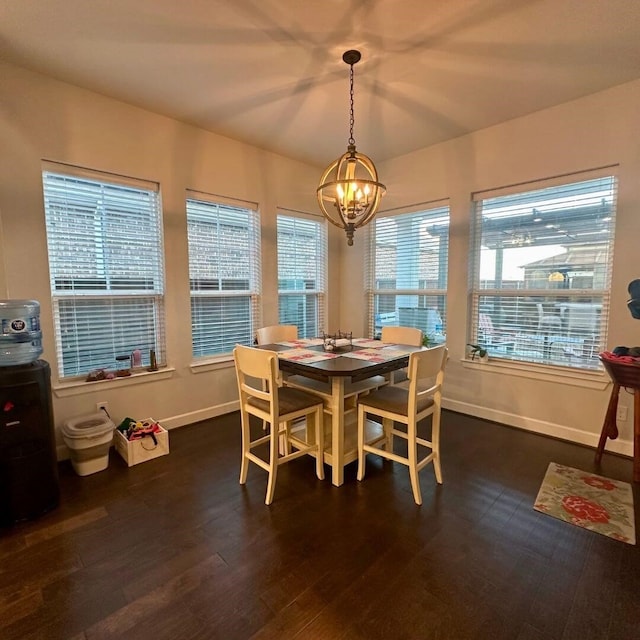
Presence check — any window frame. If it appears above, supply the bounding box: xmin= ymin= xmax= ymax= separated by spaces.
xmin=276 ymin=210 xmax=327 ymax=338
xmin=468 ymin=168 xmax=617 ymax=371
xmin=366 ymin=202 xmax=450 ymax=343
xmin=186 ymin=191 xmax=261 ymax=360
xmin=42 ymin=161 xmax=166 ymax=381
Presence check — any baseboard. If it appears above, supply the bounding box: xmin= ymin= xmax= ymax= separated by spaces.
xmin=158 ymin=400 xmax=240 ymax=430
xmin=443 ymin=398 xmax=633 ymax=458
xmin=56 ymin=400 xmax=240 ymax=461
xmin=56 ymin=398 xmax=632 ymax=462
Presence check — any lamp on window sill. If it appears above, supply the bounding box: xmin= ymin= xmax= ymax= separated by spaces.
xmin=317 ymin=50 xmax=386 ymax=246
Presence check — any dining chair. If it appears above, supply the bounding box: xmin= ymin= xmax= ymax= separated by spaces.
xmin=381 ymin=325 xmax=423 ymax=346
xmin=255 ymin=324 xmax=298 ymax=345
xmin=356 ymin=345 xmax=447 ymax=505
xmin=380 ymin=325 xmax=423 ymax=384
xmin=234 ymin=344 xmax=325 ymax=505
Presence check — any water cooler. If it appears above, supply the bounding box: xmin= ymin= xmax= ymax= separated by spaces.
xmin=0 ymin=301 xmax=59 ymax=526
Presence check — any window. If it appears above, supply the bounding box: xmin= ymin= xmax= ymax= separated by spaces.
xmin=187 ymin=192 xmax=261 ymax=357
xmin=42 ymin=163 xmax=165 ymax=380
xmin=366 ymin=204 xmax=450 ymax=343
xmin=277 ymin=212 xmax=327 ymax=338
xmin=469 ymin=170 xmax=617 ymax=370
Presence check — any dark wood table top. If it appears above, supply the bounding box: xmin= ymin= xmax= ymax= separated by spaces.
xmin=259 ymin=341 xmax=424 ymax=383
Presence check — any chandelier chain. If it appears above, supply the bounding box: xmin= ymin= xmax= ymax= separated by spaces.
xmin=348 ymin=63 xmax=355 ymax=146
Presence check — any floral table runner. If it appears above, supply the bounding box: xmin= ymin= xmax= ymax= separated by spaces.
xmin=277 ymin=348 xmax=338 ymax=363
xmin=341 ymin=347 xmax=411 ymax=362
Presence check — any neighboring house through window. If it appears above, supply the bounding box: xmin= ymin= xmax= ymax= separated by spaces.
xmin=366 ymin=203 xmax=450 ymax=343
xmin=469 ymin=169 xmax=617 ymax=369
xmin=277 ymin=211 xmax=327 ymax=338
xmin=42 ymin=162 xmax=165 ymax=379
xmin=187 ymin=192 xmax=261 ymax=357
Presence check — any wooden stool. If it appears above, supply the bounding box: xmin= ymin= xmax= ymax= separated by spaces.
xmin=596 ymin=357 xmax=640 ymax=483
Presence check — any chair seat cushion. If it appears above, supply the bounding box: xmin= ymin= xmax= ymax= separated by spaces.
xmin=248 ymin=386 xmax=323 ymax=416
xmin=359 ymin=385 xmax=434 ymax=416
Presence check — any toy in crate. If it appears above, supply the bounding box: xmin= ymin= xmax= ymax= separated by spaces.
xmin=115 ymin=417 xmax=169 ymax=466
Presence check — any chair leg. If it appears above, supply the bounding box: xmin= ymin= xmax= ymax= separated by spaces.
xmin=431 ymin=410 xmax=443 ymax=484
xmin=357 ymin=404 xmax=366 ymax=481
xmin=265 ymin=423 xmax=280 ymax=505
xmin=408 ymin=421 xmax=422 ymax=505
xmin=239 ymin=411 xmax=250 ymax=485
xmin=280 ymin=420 xmax=291 ymax=455
xmin=383 ymin=416 xmax=393 ymax=452
xmin=312 ymin=406 xmax=325 ymax=480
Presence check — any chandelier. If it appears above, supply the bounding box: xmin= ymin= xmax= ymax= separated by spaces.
xmin=317 ymin=50 xmax=386 ymax=246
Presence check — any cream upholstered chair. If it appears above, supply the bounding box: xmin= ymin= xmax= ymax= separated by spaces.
xmin=234 ymin=344 xmax=324 ymax=505
xmin=380 ymin=325 xmax=423 ymax=384
xmin=256 ymin=324 xmax=298 ymax=345
xmin=357 ymin=345 xmax=447 ymax=505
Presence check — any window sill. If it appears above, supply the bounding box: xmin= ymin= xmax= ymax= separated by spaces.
xmin=460 ymin=357 xmax=609 ymax=390
xmin=190 ymin=356 xmax=234 ymax=374
xmin=53 ymin=367 xmax=176 ymax=398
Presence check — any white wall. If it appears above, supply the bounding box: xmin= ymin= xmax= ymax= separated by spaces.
xmin=0 ymin=61 xmax=343 ymax=454
xmin=340 ymin=79 xmax=640 ymax=456
xmin=3 ymin=59 xmax=638 ymax=460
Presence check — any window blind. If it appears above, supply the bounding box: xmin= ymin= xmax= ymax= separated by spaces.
xmin=277 ymin=213 xmax=327 ymax=338
xmin=366 ymin=204 xmax=449 ymax=343
xmin=187 ymin=193 xmax=261 ymax=357
xmin=42 ymin=165 xmax=165 ymax=379
xmin=469 ymin=170 xmax=617 ymax=369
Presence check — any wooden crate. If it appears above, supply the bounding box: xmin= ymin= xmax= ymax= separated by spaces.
xmin=114 ymin=420 xmax=169 ymax=466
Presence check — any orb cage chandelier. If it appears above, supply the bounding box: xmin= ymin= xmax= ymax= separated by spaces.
xmin=317 ymin=50 xmax=386 ymax=246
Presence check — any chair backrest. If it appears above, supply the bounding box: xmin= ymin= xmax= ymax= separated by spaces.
xmin=565 ymin=303 xmax=600 ymax=334
xmin=381 ymin=325 xmax=423 ymax=347
xmin=255 ymin=324 xmax=298 ymax=345
xmin=478 ymin=313 xmax=495 ymax=337
xmin=407 ymin=345 xmax=448 ymax=413
xmin=233 ymin=344 xmax=280 ymax=421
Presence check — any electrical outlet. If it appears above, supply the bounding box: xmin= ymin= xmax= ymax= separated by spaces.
xmin=616 ymin=405 xmax=628 ymax=422
xmin=96 ymin=401 xmax=109 ymax=413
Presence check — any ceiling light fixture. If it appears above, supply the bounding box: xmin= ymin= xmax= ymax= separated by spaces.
xmin=317 ymin=50 xmax=386 ymax=246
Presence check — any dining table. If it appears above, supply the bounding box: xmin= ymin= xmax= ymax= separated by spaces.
xmin=259 ymin=337 xmax=424 ymax=486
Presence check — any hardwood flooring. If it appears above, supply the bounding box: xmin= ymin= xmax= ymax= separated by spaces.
xmin=1 ymin=410 xmax=639 ymax=640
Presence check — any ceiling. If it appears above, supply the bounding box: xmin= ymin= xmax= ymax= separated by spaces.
xmin=2 ymin=0 xmax=640 ymax=167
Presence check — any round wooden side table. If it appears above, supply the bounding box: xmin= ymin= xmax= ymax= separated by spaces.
xmin=597 ymin=356 xmax=640 ymax=482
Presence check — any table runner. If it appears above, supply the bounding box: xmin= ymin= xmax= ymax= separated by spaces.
xmin=277 ymin=348 xmax=338 ymax=363
xmin=351 ymin=338 xmax=385 ymax=348
xmin=277 ymin=338 xmax=325 ymax=347
xmin=341 ymin=347 xmax=411 ymax=362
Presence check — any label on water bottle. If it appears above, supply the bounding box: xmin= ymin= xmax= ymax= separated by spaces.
xmin=1 ymin=316 xmax=40 ymax=334
xmin=3 ymin=318 xmax=26 ymax=333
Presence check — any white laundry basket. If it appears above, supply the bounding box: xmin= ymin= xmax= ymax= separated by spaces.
xmin=62 ymin=412 xmax=115 ymax=476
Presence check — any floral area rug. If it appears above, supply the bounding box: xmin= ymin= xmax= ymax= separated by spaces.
xmin=534 ymin=462 xmax=635 ymax=545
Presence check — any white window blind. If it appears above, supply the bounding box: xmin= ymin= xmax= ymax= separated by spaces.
xmin=42 ymin=163 xmax=165 ymax=379
xmin=277 ymin=212 xmax=327 ymax=338
xmin=366 ymin=204 xmax=449 ymax=343
xmin=187 ymin=192 xmax=261 ymax=357
xmin=469 ymin=170 xmax=617 ymax=369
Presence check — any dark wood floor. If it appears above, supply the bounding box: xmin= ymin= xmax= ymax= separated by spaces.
xmin=1 ymin=410 xmax=639 ymax=640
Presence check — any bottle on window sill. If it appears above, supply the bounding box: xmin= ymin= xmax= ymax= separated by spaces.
xmin=116 ymin=355 xmax=131 ymax=377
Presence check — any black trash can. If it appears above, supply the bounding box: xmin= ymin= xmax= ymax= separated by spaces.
xmin=0 ymin=360 xmax=59 ymax=526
